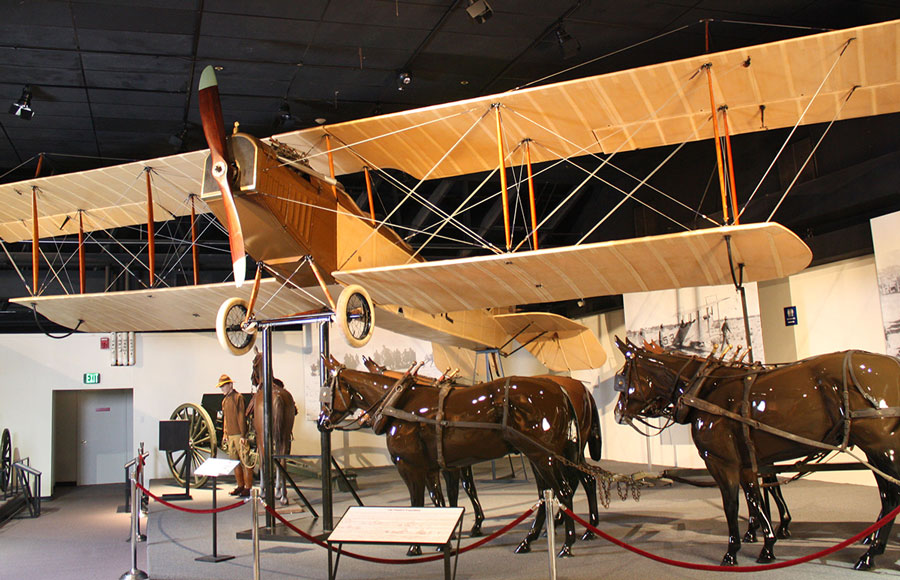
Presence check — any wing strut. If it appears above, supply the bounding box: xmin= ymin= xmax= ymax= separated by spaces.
xmin=78 ymin=211 xmax=85 ymax=294
xmin=524 ymin=139 xmax=539 ymax=250
xmin=144 ymin=168 xmax=156 ymax=287
xmin=190 ymin=195 xmax=199 ymax=285
xmin=704 ymin=63 xmax=730 ymax=224
xmin=494 ymin=104 xmax=511 ymax=251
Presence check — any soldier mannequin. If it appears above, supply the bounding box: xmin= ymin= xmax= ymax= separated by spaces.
xmin=217 ymin=374 xmax=253 ymax=497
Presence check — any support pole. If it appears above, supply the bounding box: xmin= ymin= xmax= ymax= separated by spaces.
xmin=494 ymin=104 xmax=511 ymax=251
xmin=118 ymin=471 xmax=148 ymax=580
xmin=190 ymin=195 xmax=199 ymax=285
xmin=78 ymin=211 xmax=86 ymax=294
xmin=260 ymin=325 xmax=275 ymax=530
xmin=524 ymin=140 xmax=539 ymax=250
xmin=252 ymin=488 xmax=261 ymax=580
xmin=320 ymin=320 xmax=334 ymax=532
xmin=145 ymin=169 xmax=156 ymax=287
xmin=544 ymin=489 xmax=557 ymax=580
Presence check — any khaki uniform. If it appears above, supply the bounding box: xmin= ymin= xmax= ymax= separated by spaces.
xmin=222 ymin=390 xmax=247 ymax=461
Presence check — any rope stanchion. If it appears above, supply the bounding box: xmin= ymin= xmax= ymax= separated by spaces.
xmin=561 ymin=502 xmax=900 ymax=572
xmin=262 ymin=500 xmax=538 ymax=564
xmin=136 ymin=481 xmax=247 ymax=514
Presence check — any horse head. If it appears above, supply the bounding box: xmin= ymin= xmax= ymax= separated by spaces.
xmin=613 ymin=336 xmax=695 ymax=425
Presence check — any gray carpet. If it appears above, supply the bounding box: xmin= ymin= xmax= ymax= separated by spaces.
xmin=143 ymin=462 xmax=900 ymax=580
xmin=3 ymin=465 xmax=900 ymax=579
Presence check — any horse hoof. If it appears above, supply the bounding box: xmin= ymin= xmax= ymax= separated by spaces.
xmin=406 ymin=545 xmax=422 ymax=557
xmin=756 ymin=549 xmax=775 ymax=563
xmin=514 ymin=541 xmax=531 ymax=554
xmin=470 ymin=527 xmax=483 ymax=538
xmin=556 ymin=545 xmax=573 ymax=558
xmin=720 ymin=553 xmax=738 ymax=566
xmin=853 ymin=556 xmax=874 ymax=571
xmin=580 ymin=531 xmax=596 ymax=541
xmin=776 ymin=527 xmax=791 ymax=540
xmin=743 ymin=531 xmax=758 ymax=543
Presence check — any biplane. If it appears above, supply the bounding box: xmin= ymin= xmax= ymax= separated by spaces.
xmin=2 ymin=19 xmax=896 ymax=371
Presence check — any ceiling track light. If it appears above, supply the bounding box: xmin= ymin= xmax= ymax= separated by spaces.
xmin=466 ymin=0 xmax=492 ymax=24
xmin=555 ymin=25 xmax=581 ymax=60
xmin=397 ymin=71 xmax=412 ymax=91
xmin=9 ymin=85 xmax=34 ymax=120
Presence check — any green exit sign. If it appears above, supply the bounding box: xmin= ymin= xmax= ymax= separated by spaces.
xmin=83 ymin=372 xmax=101 ymax=385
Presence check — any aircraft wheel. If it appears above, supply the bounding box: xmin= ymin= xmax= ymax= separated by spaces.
xmin=216 ymin=297 xmax=256 ymax=356
xmin=0 ymin=428 xmax=11 ymax=492
xmin=336 ymin=284 xmax=375 ymax=348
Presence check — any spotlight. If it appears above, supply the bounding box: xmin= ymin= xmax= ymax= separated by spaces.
xmin=465 ymin=0 xmax=492 ymax=24
xmin=273 ymin=100 xmax=294 ymax=130
xmin=555 ymin=25 xmax=581 ymax=60
xmin=9 ymin=85 xmax=34 ymax=120
xmin=397 ymin=71 xmax=412 ymax=91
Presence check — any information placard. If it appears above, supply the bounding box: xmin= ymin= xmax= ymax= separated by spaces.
xmin=329 ymin=506 xmax=464 ymax=545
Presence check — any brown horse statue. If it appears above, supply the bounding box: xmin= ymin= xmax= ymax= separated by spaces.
xmin=319 ymin=355 xmax=599 ymax=556
xmin=249 ymin=348 xmax=297 ymax=505
xmin=360 ymin=355 xmax=602 ymax=544
xmin=613 ymin=337 xmax=900 ymax=570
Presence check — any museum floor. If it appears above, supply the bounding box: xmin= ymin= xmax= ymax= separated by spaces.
xmin=5 ymin=461 xmax=900 ymax=579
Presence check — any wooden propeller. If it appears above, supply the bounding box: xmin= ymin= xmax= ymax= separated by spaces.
xmin=199 ymin=65 xmax=246 ymax=287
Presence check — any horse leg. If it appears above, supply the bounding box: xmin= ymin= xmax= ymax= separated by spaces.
xmin=766 ymin=477 xmax=791 ymax=539
xmin=395 ymin=462 xmax=428 ymax=557
xmin=428 ymin=470 xmax=447 ymax=507
xmin=515 ymin=470 xmax=550 ymax=554
xmin=576 ymin=472 xmax=599 ymax=541
xmin=738 ymin=468 xmax=776 ymax=563
xmin=744 ymin=475 xmax=779 ymax=543
xmin=555 ymin=469 xmax=577 ymax=558
xmin=706 ymin=459 xmax=743 ymax=566
xmin=855 ymin=470 xmax=900 ymax=571
xmin=458 ymin=466 xmax=484 ymax=537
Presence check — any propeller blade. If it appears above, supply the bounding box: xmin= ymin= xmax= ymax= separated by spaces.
xmin=199 ymin=65 xmax=246 ymax=287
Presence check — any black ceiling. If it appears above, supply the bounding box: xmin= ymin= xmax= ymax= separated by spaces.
xmin=1 ymin=1 xmax=899 ymax=328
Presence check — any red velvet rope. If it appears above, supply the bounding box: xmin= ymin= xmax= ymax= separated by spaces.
xmin=263 ymin=501 xmax=538 ymax=564
xmin=561 ymin=502 xmax=900 ymax=572
xmin=136 ymin=481 xmax=248 ymax=514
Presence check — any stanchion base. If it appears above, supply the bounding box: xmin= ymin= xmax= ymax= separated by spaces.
xmin=123 ymin=534 xmax=147 ymax=543
xmin=196 ymin=554 xmax=235 ymax=563
xmin=118 ymin=569 xmax=149 ymax=580
xmin=160 ymin=493 xmax=192 ymax=501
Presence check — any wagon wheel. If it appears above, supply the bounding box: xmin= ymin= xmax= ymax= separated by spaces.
xmin=0 ymin=428 xmax=10 ymax=493
xmin=166 ymin=404 xmax=217 ymax=488
xmin=336 ymin=284 xmax=375 ymax=348
xmin=216 ymin=297 xmax=256 ymax=356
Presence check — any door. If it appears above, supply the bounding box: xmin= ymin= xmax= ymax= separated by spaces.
xmin=77 ymin=389 xmax=133 ymax=485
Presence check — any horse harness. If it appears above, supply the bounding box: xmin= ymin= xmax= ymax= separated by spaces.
xmin=672 ymin=350 xmax=900 ymax=474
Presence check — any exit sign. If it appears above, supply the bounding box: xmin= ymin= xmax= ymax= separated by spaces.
xmin=83 ymin=372 xmax=101 ymax=385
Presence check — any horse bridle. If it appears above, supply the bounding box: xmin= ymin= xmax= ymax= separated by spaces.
xmin=321 ymin=364 xmax=398 ymax=431
xmin=616 ymin=349 xmax=696 ymax=423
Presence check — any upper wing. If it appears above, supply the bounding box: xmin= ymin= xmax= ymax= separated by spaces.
xmin=0 ymin=150 xmax=208 ymax=242
xmin=333 ymin=222 xmax=811 ymax=314
xmin=493 ymin=312 xmax=607 ymax=371
xmin=274 ymin=20 xmax=900 ymax=180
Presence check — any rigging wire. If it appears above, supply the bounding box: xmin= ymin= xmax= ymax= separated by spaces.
xmin=767 ymin=86 xmax=859 ymax=222
xmin=738 ymin=37 xmax=855 ymax=219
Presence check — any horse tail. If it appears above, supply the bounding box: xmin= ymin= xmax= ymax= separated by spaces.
xmin=587 ymin=392 xmax=602 ymax=461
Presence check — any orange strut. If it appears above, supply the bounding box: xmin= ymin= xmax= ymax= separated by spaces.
xmin=705 ymin=64 xmax=730 ymax=224
xmin=145 ymin=169 xmax=156 ymax=287
xmin=363 ymin=166 xmax=376 ymax=223
xmin=243 ymin=266 xmax=264 ymax=326
xmin=31 ymin=186 xmax=39 ymax=295
xmin=720 ymin=107 xmax=740 ymax=225
xmin=78 ymin=211 xmax=85 ymax=294
xmin=325 ymin=135 xmax=338 ymax=200
xmin=524 ymin=140 xmax=539 ymax=250
xmin=190 ymin=195 xmax=199 ymax=285
xmin=494 ymin=105 xmax=511 ymax=251
xmin=308 ymin=259 xmax=336 ymax=312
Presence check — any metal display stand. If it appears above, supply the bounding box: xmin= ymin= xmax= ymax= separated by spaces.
xmin=194 ymin=458 xmax=240 ymax=563
xmin=159 ymin=420 xmax=191 ymax=500
xmin=327 ymin=506 xmax=464 ymax=580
